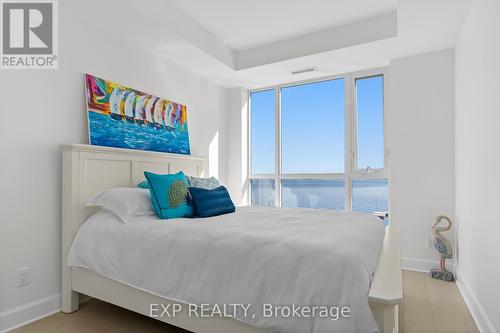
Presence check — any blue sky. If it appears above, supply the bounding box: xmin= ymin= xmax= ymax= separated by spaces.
xmin=281 ymin=79 xmax=344 ymax=173
xmin=250 ymin=89 xmax=275 ymax=174
xmin=356 ymin=76 xmax=384 ymax=169
xmin=250 ymin=76 xmax=383 ymax=174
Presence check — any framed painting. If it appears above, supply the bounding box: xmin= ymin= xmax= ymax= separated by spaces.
xmin=84 ymin=74 xmax=190 ymax=155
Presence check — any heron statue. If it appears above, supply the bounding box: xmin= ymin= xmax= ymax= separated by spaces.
xmin=430 ymin=215 xmax=455 ymax=281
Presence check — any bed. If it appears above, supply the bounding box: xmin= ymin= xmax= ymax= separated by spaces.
xmin=60 ymin=144 xmax=402 ymax=333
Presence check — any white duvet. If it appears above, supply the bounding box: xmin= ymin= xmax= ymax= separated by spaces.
xmin=68 ymin=206 xmax=385 ymax=333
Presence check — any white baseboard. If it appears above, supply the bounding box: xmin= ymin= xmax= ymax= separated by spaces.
xmin=0 ymin=293 xmax=61 ymax=333
xmin=456 ymin=271 xmax=496 ymax=333
xmin=401 ymin=256 xmax=455 ymax=273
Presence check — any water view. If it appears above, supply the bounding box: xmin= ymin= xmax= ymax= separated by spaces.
xmin=251 ymin=179 xmax=388 ymax=213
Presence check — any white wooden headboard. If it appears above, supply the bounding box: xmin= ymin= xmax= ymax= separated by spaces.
xmin=60 ymin=143 xmax=206 ymax=310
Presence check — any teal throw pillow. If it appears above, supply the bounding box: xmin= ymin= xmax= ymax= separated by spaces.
xmin=137 ymin=180 xmax=149 ymax=189
xmin=144 ymin=171 xmax=193 ymax=219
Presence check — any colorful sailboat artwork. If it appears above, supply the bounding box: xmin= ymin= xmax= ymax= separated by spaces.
xmin=85 ymin=74 xmax=190 ymax=155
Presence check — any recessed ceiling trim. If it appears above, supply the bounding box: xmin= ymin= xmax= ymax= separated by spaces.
xmin=91 ymin=0 xmax=471 ymax=89
xmin=119 ymin=0 xmax=236 ymax=69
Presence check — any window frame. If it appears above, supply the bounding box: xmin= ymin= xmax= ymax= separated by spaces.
xmin=248 ymin=68 xmax=388 ymax=212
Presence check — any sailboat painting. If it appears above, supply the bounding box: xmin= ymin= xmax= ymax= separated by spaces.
xmin=85 ymin=74 xmax=190 ymax=155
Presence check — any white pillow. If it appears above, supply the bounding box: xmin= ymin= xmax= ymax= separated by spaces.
xmin=86 ymin=188 xmax=155 ymax=222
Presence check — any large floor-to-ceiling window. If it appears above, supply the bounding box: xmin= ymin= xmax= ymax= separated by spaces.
xmin=249 ymin=70 xmax=388 ymax=213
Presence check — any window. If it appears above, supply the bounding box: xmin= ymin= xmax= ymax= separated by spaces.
xmin=281 ymin=79 xmax=344 ymax=174
xmin=352 ymin=179 xmax=388 ymax=213
xmin=250 ymin=179 xmax=275 ymax=207
xmin=249 ymin=89 xmax=276 ymax=206
xmin=249 ymin=70 xmax=388 ymax=214
xmin=281 ymin=179 xmax=344 ymax=210
xmin=355 ymin=75 xmax=384 ymax=170
xmin=250 ymin=89 xmax=275 ymax=174
xmin=352 ymin=75 xmax=387 ymax=213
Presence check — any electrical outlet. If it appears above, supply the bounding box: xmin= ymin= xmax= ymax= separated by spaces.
xmin=17 ymin=267 xmax=31 ymax=287
xmin=427 ymin=236 xmax=433 ymax=248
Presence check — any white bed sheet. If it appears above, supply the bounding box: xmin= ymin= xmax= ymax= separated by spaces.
xmin=68 ymin=206 xmax=385 ymax=333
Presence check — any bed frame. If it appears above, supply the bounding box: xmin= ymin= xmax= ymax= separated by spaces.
xmin=60 ymin=144 xmax=402 ymax=333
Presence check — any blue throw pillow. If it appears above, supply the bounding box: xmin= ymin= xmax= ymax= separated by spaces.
xmin=144 ymin=171 xmax=193 ymax=219
xmin=189 ymin=186 xmax=235 ymax=218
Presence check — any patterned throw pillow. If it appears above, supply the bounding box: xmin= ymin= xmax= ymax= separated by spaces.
xmin=186 ymin=176 xmax=220 ymax=190
xmin=144 ymin=171 xmax=193 ymax=219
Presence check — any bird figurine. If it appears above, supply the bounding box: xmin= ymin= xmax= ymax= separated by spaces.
xmin=430 ymin=215 xmax=455 ymax=281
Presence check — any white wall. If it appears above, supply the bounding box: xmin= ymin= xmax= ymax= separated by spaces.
xmin=0 ymin=1 xmax=228 ymax=330
xmin=226 ymin=88 xmax=249 ymax=205
xmin=389 ymin=49 xmax=455 ymax=272
xmin=455 ymin=0 xmax=500 ymax=331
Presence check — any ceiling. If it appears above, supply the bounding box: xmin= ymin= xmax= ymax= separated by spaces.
xmin=72 ymin=0 xmax=473 ymax=89
xmin=170 ymin=0 xmax=398 ymax=51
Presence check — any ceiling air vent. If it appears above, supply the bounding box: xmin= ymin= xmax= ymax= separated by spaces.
xmin=290 ymin=67 xmax=317 ymax=75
